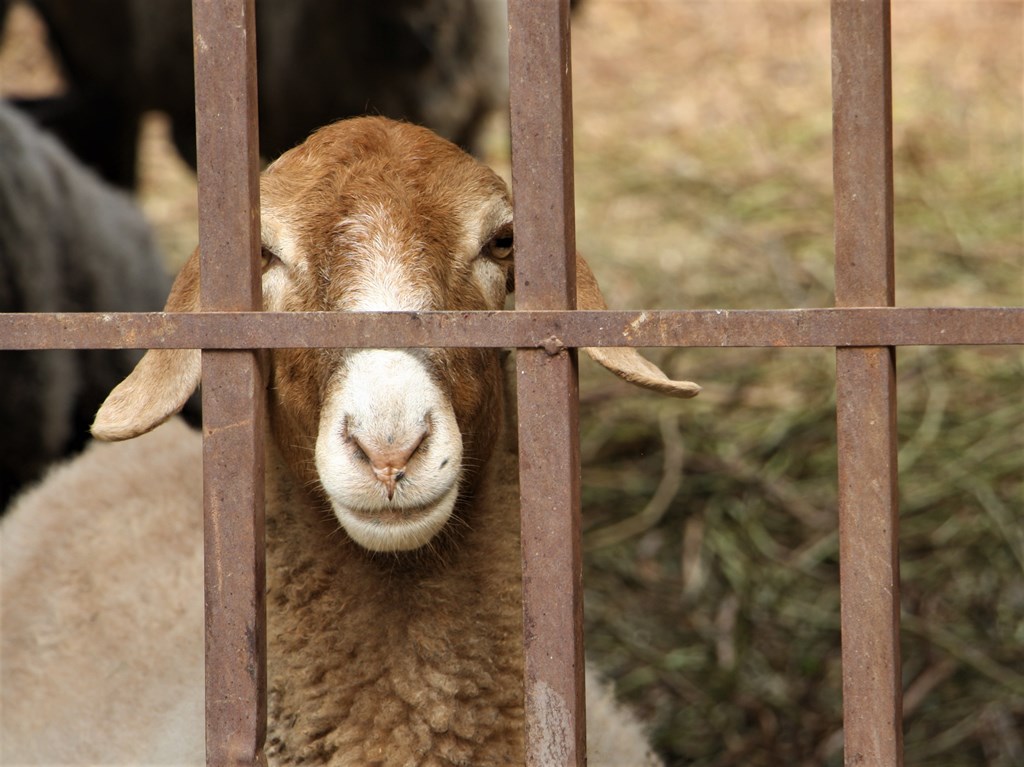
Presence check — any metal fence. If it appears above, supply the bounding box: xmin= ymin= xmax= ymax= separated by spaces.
xmin=1 ymin=0 xmax=1022 ymax=765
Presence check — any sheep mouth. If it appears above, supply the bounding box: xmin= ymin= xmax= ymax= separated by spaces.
xmin=344 ymin=501 xmax=438 ymax=525
xmin=330 ymin=483 xmax=459 ymax=552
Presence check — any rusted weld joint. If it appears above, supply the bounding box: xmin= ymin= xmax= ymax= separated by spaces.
xmin=540 ymin=335 xmax=565 ymax=356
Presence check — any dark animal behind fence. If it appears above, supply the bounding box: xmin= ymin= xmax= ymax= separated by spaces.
xmin=1 ymin=0 xmax=510 ymax=187
xmin=0 ymin=101 xmax=176 ymax=508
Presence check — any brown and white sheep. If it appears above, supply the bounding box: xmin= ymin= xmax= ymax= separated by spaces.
xmin=0 ymin=116 xmax=697 ymax=765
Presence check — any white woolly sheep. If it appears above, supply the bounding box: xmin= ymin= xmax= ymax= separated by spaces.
xmin=0 ymin=100 xmax=180 ymax=509
xmin=1 ymin=0 xmax=511 ymax=187
xmin=0 ymin=116 xmax=697 ymax=765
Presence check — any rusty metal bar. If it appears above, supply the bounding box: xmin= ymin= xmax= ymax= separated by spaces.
xmin=191 ymin=1 xmax=266 ymax=766
xmin=2 ymin=307 xmax=1022 ymax=351
xmin=831 ymin=2 xmax=903 ymax=766
xmin=508 ymin=0 xmax=586 ymax=764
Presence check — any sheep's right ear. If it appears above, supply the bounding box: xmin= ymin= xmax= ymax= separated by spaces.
xmin=92 ymin=249 xmax=202 ymax=441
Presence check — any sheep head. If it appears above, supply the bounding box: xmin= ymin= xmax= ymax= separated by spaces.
xmin=93 ymin=116 xmax=697 ymax=553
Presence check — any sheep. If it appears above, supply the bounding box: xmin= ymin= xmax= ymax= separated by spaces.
xmin=0 ymin=100 xmax=179 ymax=510
xmin=0 ymin=116 xmax=697 ymax=765
xmin=2 ymin=0 xmax=511 ymax=187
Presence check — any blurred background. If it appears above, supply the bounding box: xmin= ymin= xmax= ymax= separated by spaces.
xmin=2 ymin=1 xmax=1021 ymax=765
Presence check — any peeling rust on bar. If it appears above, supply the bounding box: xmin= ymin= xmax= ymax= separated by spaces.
xmin=541 ymin=335 xmax=566 ymax=355
xmin=2 ymin=308 xmax=1021 ymax=351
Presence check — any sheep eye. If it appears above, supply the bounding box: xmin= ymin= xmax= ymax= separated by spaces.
xmin=486 ymin=226 xmax=513 ymax=260
xmin=261 ymin=245 xmax=282 ymax=271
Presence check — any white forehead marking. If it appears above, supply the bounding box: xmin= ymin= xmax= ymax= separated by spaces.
xmin=336 ymin=205 xmax=432 ymax=312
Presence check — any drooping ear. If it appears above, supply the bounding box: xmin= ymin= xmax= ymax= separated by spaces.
xmin=92 ymin=248 xmax=203 ymax=441
xmin=576 ymin=254 xmax=701 ymax=399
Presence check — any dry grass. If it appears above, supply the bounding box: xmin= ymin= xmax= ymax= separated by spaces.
xmin=1 ymin=1 xmax=1021 ymax=764
xmin=570 ymin=3 xmax=1022 ymax=766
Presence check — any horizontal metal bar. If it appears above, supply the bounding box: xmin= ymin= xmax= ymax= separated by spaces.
xmin=0 ymin=307 xmax=1021 ymax=350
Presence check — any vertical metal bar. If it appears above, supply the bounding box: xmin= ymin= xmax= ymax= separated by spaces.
xmin=192 ymin=1 xmax=266 ymax=765
xmin=507 ymin=1 xmax=585 ymax=765
xmin=831 ymin=2 xmax=903 ymax=766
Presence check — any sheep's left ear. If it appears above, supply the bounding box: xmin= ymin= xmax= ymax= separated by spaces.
xmin=576 ymin=255 xmax=701 ymax=399
xmin=92 ymin=249 xmax=203 ymax=441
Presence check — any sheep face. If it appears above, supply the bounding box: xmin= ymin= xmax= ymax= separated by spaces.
xmin=256 ymin=119 xmax=513 ymax=552
xmin=92 ymin=116 xmax=698 ymax=552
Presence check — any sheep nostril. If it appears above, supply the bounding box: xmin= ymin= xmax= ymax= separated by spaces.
xmin=350 ymin=437 xmax=370 ymax=464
